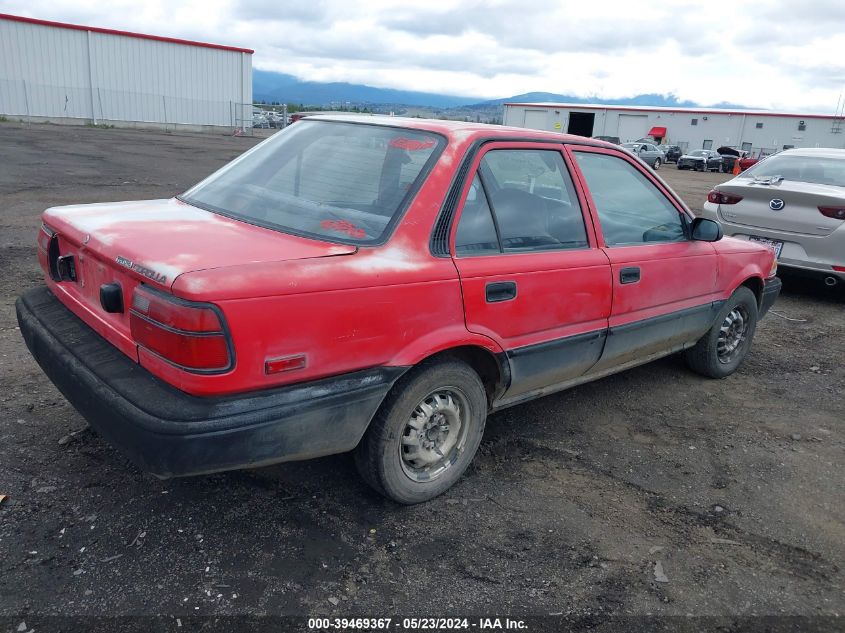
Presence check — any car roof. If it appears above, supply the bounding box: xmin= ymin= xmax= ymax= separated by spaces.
xmin=777 ymin=148 xmax=845 ymax=159
xmin=305 ymin=114 xmax=618 ymax=148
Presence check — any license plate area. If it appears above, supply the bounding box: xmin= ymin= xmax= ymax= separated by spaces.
xmin=749 ymin=236 xmax=783 ymax=259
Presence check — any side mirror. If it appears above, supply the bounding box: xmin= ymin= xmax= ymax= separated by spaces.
xmin=691 ymin=217 xmax=723 ymax=242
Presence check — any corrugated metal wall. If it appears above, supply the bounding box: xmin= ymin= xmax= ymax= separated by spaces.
xmin=503 ymin=104 xmax=845 ymax=152
xmin=0 ymin=17 xmax=252 ymax=128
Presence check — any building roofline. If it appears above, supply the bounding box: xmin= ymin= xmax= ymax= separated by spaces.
xmin=0 ymin=13 xmax=254 ymax=54
xmin=503 ymin=102 xmax=839 ymax=121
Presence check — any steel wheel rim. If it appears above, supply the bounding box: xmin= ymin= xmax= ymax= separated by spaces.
xmin=654 ymin=159 xmax=660 ymax=170
xmin=399 ymin=387 xmax=470 ymax=483
xmin=717 ymin=305 xmax=750 ymax=364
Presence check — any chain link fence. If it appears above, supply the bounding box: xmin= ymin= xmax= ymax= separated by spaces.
xmin=0 ymin=78 xmax=253 ymax=134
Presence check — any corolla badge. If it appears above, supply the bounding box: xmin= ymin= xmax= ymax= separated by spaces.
xmin=115 ymin=256 xmax=167 ymax=284
xmin=769 ymin=199 xmax=785 ymax=211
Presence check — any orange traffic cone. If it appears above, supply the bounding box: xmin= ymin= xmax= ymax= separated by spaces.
xmin=732 ymin=157 xmax=741 ymax=175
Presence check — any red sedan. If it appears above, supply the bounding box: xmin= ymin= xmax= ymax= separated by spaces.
xmin=17 ymin=117 xmax=780 ymax=503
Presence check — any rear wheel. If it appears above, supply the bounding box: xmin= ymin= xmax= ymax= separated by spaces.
xmin=653 ymin=158 xmax=661 ymax=170
xmin=354 ymin=360 xmax=487 ymax=504
xmin=685 ymin=286 xmax=758 ymax=378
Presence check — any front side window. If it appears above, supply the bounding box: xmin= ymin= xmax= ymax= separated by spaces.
xmin=573 ymin=152 xmax=687 ymax=246
xmin=181 ymin=120 xmax=444 ymax=244
xmin=454 ymin=149 xmax=588 ymax=255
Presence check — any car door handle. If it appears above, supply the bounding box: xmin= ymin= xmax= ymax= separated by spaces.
xmin=620 ymin=267 xmax=640 ymax=284
xmin=486 ymin=281 xmax=517 ymax=303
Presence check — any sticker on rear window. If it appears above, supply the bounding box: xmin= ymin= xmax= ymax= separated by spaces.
xmin=320 ymin=220 xmax=366 ymax=239
xmin=389 ymin=136 xmax=436 ymax=151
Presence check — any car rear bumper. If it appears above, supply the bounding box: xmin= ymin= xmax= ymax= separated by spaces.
xmin=17 ymin=286 xmax=405 ymax=478
xmin=760 ymin=277 xmax=781 ymax=318
xmin=698 ymin=206 xmax=845 ymax=282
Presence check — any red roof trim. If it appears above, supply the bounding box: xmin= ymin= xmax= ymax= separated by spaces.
xmin=504 ymin=102 xmax=837 ymax=121
xmin=0 ymin=13 xmax=254 ymax=54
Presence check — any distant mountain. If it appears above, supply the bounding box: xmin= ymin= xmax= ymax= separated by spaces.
xmin=253 ymin=70 xmax=480 ymax=108
xmin=469 ymin=92 xmax=753 ymax=110
xmin=252 ymin=70 xmax=754 ymax=111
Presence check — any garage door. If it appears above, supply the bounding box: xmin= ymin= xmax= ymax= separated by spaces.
xmin=616 ymin=114 xmax=649 ymax=142
xmin=523 ymin=109 xmax=548 ymax=130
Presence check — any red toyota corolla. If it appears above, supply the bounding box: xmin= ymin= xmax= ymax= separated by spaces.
xmin=17 ymin=117 xmax=781 ymax=503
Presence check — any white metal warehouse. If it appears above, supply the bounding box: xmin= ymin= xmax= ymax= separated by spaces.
xmin=0 ymin=13 xmax=253 ymax=131
xmin=503 ymin=102 xmax=845 ymax=156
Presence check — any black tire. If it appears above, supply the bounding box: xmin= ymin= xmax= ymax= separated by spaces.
xmin=354 ymin=359 xmax=487 ymax=504
xmin=685 ymin=286 xmax=758 ymax=378
xmin=653 ymin=158 xmax=661 ymax=170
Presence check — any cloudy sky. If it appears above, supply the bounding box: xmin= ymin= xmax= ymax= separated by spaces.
xmin=1 ymin=0 xmax=843 ymax=112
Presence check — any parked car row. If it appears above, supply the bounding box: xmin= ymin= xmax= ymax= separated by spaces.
xmin=594 ymin=133 xmax=770 ymax=174
xmin=252 ymin=111 xmax=288 ymax=128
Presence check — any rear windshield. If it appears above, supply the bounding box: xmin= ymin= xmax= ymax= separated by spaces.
xmin=181 ymin=120 xmax=444 ymax=244
xmin=741 ymin=154 xmax=845 ymax=187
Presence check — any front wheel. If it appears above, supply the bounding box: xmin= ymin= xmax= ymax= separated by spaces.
xmin=354 ymin=360 xmax=487 ymax=504
xmin=685 ymin=286 xmax=758 ymax=378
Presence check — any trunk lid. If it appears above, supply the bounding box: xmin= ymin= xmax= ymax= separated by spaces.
xmin=715 ymin=179 xmax=845 ymax=236
xmin=41 ymin=197 xmax=356 ymax=357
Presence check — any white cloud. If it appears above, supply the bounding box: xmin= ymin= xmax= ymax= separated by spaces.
xmin=1 ymin=0 xmax=842 ymax=112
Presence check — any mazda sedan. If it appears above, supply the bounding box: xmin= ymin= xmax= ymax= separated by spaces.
xmin=18 ymin=117 xmax=780 ymax=504
xmin=701 ymin=148 xmax=845 ymax=286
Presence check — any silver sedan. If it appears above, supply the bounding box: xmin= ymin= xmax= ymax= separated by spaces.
xmin=700 ymin=148 xmax=845 ymax=286
xmin=621 ymin=142 xmax=664 ymax=170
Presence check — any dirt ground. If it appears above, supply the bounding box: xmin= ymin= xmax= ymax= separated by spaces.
xmin=0 ymin=123 xmax=843 ymax=626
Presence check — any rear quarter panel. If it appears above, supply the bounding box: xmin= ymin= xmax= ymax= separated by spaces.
xmin=713 ymin=236 xmax=775 ymax=298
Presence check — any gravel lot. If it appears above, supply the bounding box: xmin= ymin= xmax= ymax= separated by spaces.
xmin=1 ymin=123 xmax=843 ymax=626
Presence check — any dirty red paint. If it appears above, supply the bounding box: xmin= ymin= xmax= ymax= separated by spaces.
xmin=389 ymin=136 xmax=437 ymax=151
xmin=320 ymin=219 xmax=367 ymax=239
xmin=34 ymin=117 xmax=777 ymax=397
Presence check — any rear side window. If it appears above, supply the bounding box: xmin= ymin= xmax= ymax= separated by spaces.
xmin=181 ymin=121 xmax=444 ymax=244
xmin=454 ymin=176 xmax=500 ymax=256
xmin=454 ymin=149 xmax=588 ymax=255
xmin=573 ymin=152 xmax=686 ymax=246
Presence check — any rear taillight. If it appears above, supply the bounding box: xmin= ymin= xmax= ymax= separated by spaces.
xmin=819 ymin=206 xmax=845 ymax=220
xmin=707 ymin=190 xmax=743 ymax=205
xmin=129 ymin=286 xmax=232 ymax=372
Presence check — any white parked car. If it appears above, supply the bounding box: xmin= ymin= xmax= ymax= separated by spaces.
xmin=700 ymin=148 xmax=845 ymax=286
